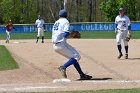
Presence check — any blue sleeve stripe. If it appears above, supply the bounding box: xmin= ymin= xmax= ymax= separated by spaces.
xmin=128 ymin=25 xmax=131 ymax=30
xmin=43 ymin=24 xmax=45 ymax=28
xmin=64 ymin=30 xmax=69 ymax=32
xmin=115 ymin=24 xmax=118 ymax=28
xmin=64 ymin=32 xmax=70 ymax=38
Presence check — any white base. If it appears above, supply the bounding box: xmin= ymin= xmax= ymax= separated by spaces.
xmin=13 ymin=42 xmax=19 ymax=44
xmin=53 ymin=78 xmax=71 ymax=84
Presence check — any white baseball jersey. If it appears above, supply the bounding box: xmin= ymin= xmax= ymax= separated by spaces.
xmin=115 ymin=15 xmax=131 ymax=30
xmin=115 ymin=15 xmax=131 ymax=46
xmin=35 ymin=19 xmax=45 ymax=37
xmin=52 ymin=18 xmax=69 ymax=43
xmin=52 ymin=17 xmax=81 ymax=61
xmin=35 ymin=19 xmax=45 ymax=28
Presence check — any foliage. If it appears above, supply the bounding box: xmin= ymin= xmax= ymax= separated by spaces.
xmin=0 ymin=0 xmax=140 ymax=24
xmin=0 ymin=0 xmax=36 ymax=24
xmin=100 ymin=0 xmax=137 ymax=21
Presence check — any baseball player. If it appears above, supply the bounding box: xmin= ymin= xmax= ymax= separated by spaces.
xmin=5 ymin=20 xmax=16 ymax=43
xmin=115 ymin=8 xmax=131 ymax=59
xmin=52 ymin=9 xmax=92 ymax=80
xmin=35 ymin=15 xmax=45 ymax=43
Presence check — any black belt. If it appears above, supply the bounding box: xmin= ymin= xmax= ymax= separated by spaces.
xmin=118 ymin=29 xmax=126 ymax=31
xmin=55 ymin=42 xmax=61 ymax=44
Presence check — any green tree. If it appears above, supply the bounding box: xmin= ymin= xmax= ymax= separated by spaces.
xmin=100 ymin=0 xmax=137 ymax=22
xmin=0 ymin=0 xmax=36 ymax=24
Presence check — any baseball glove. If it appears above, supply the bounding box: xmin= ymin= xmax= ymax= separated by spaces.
xmin=125 ymin=34 xmax=131 ymax=42
xmin=69 ymin=30 xmax=81 ymax=38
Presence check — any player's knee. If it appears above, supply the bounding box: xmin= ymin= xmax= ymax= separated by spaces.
xmin=117 ymin=41 xmax=121 ymax=45
xmin=124 ymin=42 xmax=128 ymax=46
xmin=123 ymin=40 xmax=128 ymax=46
xmin=37 ymin=35 xmax=40 ymax=37
xmin=74 ymin=54 xmax=81 ymax=61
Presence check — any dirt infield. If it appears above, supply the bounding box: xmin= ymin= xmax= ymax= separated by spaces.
xmin=0 ymin=39 xmax=140 ymax=92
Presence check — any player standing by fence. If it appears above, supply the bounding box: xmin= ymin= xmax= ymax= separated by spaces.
xmin=5 ymin=20 xmax=16 ymax=43
xmin=35 ymin=15 xmax=45 ymax=43
xmin=115 ymin=8 xmax=131 ymax=59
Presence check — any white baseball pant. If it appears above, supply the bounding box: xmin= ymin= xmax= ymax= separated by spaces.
xmin=116 ymin=30 xmax=128 ymax=46
xmin=6 ymin=30 xmax=10 ymax=41
xmin=53 ymin=42 xmax=81 ymax=61
xmin=37 ymin=27 xmax=44 ymax=37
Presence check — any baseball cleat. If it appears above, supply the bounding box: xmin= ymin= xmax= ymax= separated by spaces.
xmin=80 ymin=74 xmax=92 ymax=80
xmin=58 ymin=66 xmax=67 ymax=78
xmin=41 ymin=41 xmax=44 ymax=43
xmin=6 ymin=40 xmax=9 ymax=43
xmin=117 ymin=53 xmax=123 ymax=59
xmin=125 ymin=54 xmax=128 ymax=59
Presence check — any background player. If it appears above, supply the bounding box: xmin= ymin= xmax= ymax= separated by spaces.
xmin=52 ymin=9 xmax=92 ymax=80
xmin=115 ymin=8 xmax=131 ymax=59
xmin=5 ymin=20 xmax=16 ymax=43
xmin=35 ymin=15 xmax=45 ymax=43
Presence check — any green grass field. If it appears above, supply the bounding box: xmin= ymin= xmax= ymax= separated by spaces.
xmin=0 ymin=31 xmax=139 ymax=40
xmin=21 ymin=88 xmax=140 ymax=93
xmin=47 ymin=88 xmax=140 ymax=93
xmin=0 ymin=45 xmax=18 ymax=70
xmin=45 ymin=88 xmax=140 ymax=93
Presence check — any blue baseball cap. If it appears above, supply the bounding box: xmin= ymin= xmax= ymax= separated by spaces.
xmin=59 ymin=9 xmax=67 ymax=17
xmin=38 ymin=15 xmax=41 ymax=19
xmin=119 ymin=8 xmax=124 ymax=11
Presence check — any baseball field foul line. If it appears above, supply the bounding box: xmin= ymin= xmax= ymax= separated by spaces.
xmin=0 ymin=83 xmax=61 ymax=92
xmin=0 ymin=80 xmax=140 ymax=92
xmin=76 ymin=80 xmax=140 ymax=84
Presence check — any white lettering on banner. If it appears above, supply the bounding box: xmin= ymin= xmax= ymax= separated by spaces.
xmin=104 ymin=24 xmax=108 ymax=30
xmin=109 ymin=24 xmax=114 ymax=30
xmin=81 ymin=24 xmax=114 ymax=31
xmin=90 ymin=24 xmax=94 ymax=30
xmin=100 ymin=24 xmax=103 ymax=30
xmin=30 ymin=26 xmax=34 ymax=32
xmin=81 ymin=24 xmax=85 ymax=31
xmin=23 ymin=26 xmax=35 ymax=32
xmin=24 ymin=26 xmax=28 ymax=32
xmin=47 ymin=25 xmax=53 ymax=32
xmin=86 ymin=24 xmax=91 ymax=31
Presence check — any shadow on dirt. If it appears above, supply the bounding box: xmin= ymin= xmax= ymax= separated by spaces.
xmin=128 ymin=58 xmax=140 ymax=60
xmin=77 ymin=77 xmax=112 ymax=81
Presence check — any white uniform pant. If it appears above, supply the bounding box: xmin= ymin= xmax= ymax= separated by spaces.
xmin=53 ymin=42 xmax=81 ymax=61
xmin=37 ymin=27 xmax=44 ymax=37
xmin=116 ymin=30 xmax=128 ymax=46
xmin=6 ymin=30 xmax=10 ymax=41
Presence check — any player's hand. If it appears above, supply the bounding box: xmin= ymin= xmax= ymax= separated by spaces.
xmin=128 ymin=30 xmax=131 ymax=35
xmin=115 ymin=30 xmax=118 ymax=33
xmin=128 ymin=33 xmax=131 ymax=38
xmin=115 ymin=28 xmax=118 ymax=33
xmin=125 ymin=34 xmax=131 ymax=42
xmin=44 ymin=29 xmax=47 ymax=32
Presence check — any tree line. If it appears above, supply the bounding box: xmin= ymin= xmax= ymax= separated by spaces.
xmin=0 ymin=0 xmax=140 ymax=24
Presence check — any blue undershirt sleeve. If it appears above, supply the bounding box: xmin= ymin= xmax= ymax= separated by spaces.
xmin=115 ymin=24 xmax=118 ymax=29
xmin=63 ymin=32 xmax=70 ymax=38
xmin=128 ymin=25 xmax=131 ymax=30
